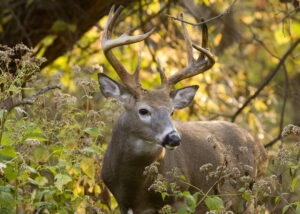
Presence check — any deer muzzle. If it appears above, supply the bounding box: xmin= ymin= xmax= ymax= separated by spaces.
xmin=162 ymin=131 xmax=181 ymax=150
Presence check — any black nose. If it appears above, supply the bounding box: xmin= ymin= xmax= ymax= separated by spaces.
xmin=162 ymin=131 xmax=181 ymax=148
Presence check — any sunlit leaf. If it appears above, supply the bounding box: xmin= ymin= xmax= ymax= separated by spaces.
xmin=80 ymin=158 xmax=95 ymax=179
xmin=291 ymin=177 xmax=300 ymax=192
xmin=83 ymin=127 xmax=102 ymax=137
xmin=54 ymin=174 xmax=72 ymax=191
xmin=282 ymin=204 xmax=291 ymax=214
xmin=205 ymin=196 xmax=224 ymax=211
xmin=0 ymin=146 xmax=16 ymax=158
xmin=1 ymin=132 xmax=14 ymax=145
xmin=4 ymin=166 xmax=18 ymax=180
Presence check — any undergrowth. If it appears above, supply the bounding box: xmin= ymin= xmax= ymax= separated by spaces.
xmin=0 ymin=44 xmax=299 ymax=214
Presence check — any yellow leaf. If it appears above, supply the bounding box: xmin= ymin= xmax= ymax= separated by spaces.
xmin=242 ymin=16 xmax=253 ymax=24
xmin=214 ymin=33 xmax=222 ymax=46
xmin=80 ymin=158 xmax=95 ymax=179
xmin=254 ymin=100 xmax=268 ymax=111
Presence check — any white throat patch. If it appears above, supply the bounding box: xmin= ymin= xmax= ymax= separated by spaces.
xmin=134 ymin=139 xmax=160 ymax=153
xmin=128 ymin=208 xmax=133 ymax=214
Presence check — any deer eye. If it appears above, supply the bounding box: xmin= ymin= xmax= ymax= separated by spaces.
xmin=139 ymin=108 xmax=150 ymax=116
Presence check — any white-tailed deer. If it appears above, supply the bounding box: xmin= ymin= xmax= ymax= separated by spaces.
xmin=98 ymin=5 xmax=267 ymax=214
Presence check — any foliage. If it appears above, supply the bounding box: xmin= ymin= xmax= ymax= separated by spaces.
xmin=0 ymin=0 xmax=300 ymax=213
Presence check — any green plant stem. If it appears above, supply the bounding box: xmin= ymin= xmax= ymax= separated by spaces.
xmin=178 ymin=179 xmax=205 ymax=196
xmin=196 ymin=175 xmax=227 ymax=207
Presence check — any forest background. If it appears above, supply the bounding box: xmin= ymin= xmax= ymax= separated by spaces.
xmin=0 ymin=0 xmax=299 ymax=213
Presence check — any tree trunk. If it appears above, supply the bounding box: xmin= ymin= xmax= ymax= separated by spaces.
xmin=0 ymin=0 xmax=137 ymax=67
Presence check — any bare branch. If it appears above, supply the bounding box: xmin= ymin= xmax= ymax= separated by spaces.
xmin=264 ymin=65 xmax=289 ymax=148
xmin=0 ymin=84 xmax=61 ymax=112
xmin=165 ymin=0 xmax=238 ymax=26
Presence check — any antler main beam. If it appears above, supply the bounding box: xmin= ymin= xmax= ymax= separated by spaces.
xmin=102 ymin=5 xmax=155 ymax=94
xmin=167 ymin=14 xmax=215 ymax=87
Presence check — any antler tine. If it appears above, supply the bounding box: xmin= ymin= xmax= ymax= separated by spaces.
xmin=180 ymin=13 xmax=194 ymax=65
xmin=167 ymin=14 xmax=215 ymax=88
xmin=101 ymin=5 xmax=155 ymax=95
xmin=157 ymin=58 xmax=168 ymax=88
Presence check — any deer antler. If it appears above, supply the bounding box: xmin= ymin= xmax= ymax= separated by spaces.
xmin=102 ymin=5 xmax=155 ymax=95
xmin=166 ymin=14 xmax=215 ymax=88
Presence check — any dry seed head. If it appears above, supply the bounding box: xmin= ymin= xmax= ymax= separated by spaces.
xmin=243 ymin=164 xmax=254 ymax=173
xmin=159 ymin=205 xmax=175 ymax=214
xmin=239 ymin=146 xmax=248 ymax=153
xmin=206 ymin=135 xmax=217 ymax=144
xmin=282 ymin=124 xmax=300 ymax=137
xmin=231 ymin=167 xmax=241 ymax=178
xmin=276 ymin=148 xmax=291 ymax=166
xmin=143 ymin=161 xmax=160 ymax=176
xmin=200 ymin=163 xmax=213 ymax=172
xmin=25 ymin=138 xmax=41 ymax=146
xmin=0 ymin=163 xmax=6 ymax=174
xmin=240 ymin=175 xmax=252 ymax=183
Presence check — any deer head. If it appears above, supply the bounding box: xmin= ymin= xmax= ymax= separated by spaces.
xmin=98 ymin=5 xmax=215 ymax=150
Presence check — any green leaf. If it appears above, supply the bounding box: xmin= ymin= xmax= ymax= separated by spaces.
xmin=282 ymin=205 xmax=291 ymax=214
xmin=1 ymin=132 xmax=14 ymax=145
xmin=54 ymin=174 xmax=72 ymax=191
xmin=161 ymin=192 xmax=166 ymax=200
xmin=80 ymin=158 xmax=95 ymax=179
xmin=35 ymin=176 xmax=48 ymax=186
xmin=177 ymin=204 xmax=192 ymax=214
xmin=291 ymin=177 xmax=299 ymax=192
xmin=0 ymin=146 xmax=16 ymax=158
xmin=33 ymin=146 xmax=49 ymax=163
xmin=51 ymin=20 xmax=68 ymax=32
xmin=4 ymin=166 xmax=18 ymax=180
xmin=242 ymin=193 xmax=250 ymax=200
xmin=58 ymin=208 xmax=69 ymax=214
xmin=275 ymin=196 xmax=280 ymax=204
xmin=0 ymin=109 xmax=7 ymax=120
xmin=8 ymin=85 xmax=20 ymax=94
xmin=296 ymin=205 xmax=300 ymax=214
xmin=68 ymin=24 xmax=77 ymax=33
xmin=204 ymin=196 xmax=224 ymax=211
xmin=82 ymin=146 xmax=99 ymax=153
xmin=238 ymin=187 xmax=246 ymax=193
xmin=83 ymin=127 xmax=102 ymax=137
xmin=0 ymin=190 xmax=14 ymax=207
xmin=179 ymin=175 xmax=186 ymax=181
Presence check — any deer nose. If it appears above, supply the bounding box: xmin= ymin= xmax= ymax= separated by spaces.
xmin=162 ymin=131 xmax=181 ymax=149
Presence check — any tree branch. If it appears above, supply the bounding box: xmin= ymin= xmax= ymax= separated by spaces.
xmin=231 ymin=38 xmax=300 ymax=122
xmin=0 ymin=84 xmax=61 ymax=113
xmin=165 ymin=0 xmax=238 ymax=26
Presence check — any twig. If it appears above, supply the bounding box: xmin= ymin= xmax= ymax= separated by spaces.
xmin=243 ymin=23 xmax=291 ymax=147
xmin=264 ymin=64 xmax=289 ymax=148
xmin=231 ymin=38 xmax=300 ymax=122
xmin=245 ymin=23 xmax=280 ymax=60
xmin=32 ymin=84 xmax=61 ymax=99
xmin=165 ymin=0 xmax=238 ymax=26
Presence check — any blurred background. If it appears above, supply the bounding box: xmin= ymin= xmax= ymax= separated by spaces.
xmin=0 ymin=0 xmax=299 ymax=213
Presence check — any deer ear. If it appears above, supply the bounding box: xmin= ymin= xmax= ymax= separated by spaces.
xmin=170 ymin=85 xmax=199 ymax=109
xmin=98 ymin=73 xmax=134 ymax=105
